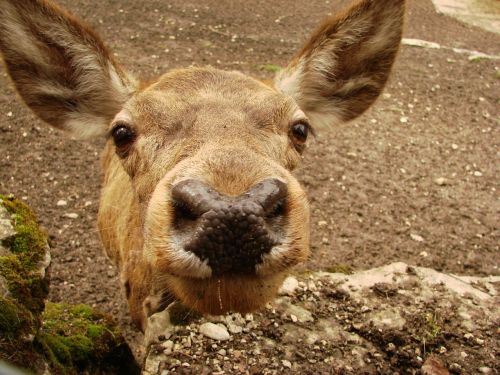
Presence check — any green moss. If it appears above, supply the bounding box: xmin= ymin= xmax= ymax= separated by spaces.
xmin=256 ymin=63 xmax=282 ymax=73
xmin=37 ymin=302 xmax=137 ymax=374
xmin=0 ymin=255 xmax=48 ymax=314
xmin=0 ymin=296 xmax=28 ymax=336
xmin=0 ymin=196 xmax=49 ymax=315
xmin=326 ymin=263 xmax=354 ymax=275
xmin=0 ymin=195 xmax=47 ymax=264
xmin=87 ymin=324 xmax=106 ymax=338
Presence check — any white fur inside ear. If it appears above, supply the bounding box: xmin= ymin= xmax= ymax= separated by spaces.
xmin=274 ymin=60 xmax=305 ymax=99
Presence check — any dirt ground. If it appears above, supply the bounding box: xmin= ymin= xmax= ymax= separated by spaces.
xmin=0 ymin=0 xmax=498 ymax=367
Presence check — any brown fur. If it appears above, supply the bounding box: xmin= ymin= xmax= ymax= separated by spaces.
xmin=0 ymin=0 xmax=405 ymax=331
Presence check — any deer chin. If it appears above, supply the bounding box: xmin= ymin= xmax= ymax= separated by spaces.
xmin=165 ymin=272 xmax=286 ymax=315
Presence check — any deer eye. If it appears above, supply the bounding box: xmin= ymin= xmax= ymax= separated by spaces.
xmin=289 ymin=121 xmax=310 ymax=152
xmin=111 ymin=123 xmax=136 ymax=156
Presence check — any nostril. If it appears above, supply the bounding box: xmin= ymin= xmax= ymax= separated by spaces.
xmin=171 ymin=179 xmax=221 ymax=224
xmin=172 ymin=199 xmax=199 ymax=222
xmin=266 ymin=197 xmax=287 ymax=219
xmin=248 ymin=178 xmax=288 ymax=219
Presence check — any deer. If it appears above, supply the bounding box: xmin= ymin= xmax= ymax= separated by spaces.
xmin=0 ymin=0 xmax=405 ymax=331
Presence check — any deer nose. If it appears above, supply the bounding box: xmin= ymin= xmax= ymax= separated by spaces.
xmin=171 ymin=178 xmax=287 ymax=276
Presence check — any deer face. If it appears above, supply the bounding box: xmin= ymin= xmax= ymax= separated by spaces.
xmin=113 ymin=69 xmax=310 ymax=314
xmin=0 ymin=0 xmax=405 ymax=329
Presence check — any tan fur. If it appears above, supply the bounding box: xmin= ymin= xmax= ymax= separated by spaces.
xmin=0 ymin=0 xmax=405 ymax=331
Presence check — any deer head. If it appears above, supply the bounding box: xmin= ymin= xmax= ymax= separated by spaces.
xmin=0 ymin=0 xmax=405 ymax=330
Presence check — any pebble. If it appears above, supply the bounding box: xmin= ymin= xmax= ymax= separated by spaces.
xmin=199 ymin=323 xmax=230 ymax=341
xmin=473 ymin=171 xmax=483 ymax=177
xmin=434 ymin=177 xmax=449 ymax=186
xmin=400 ymin=116 xmax=409 ymax=124
xmin=282 ymin=360 xmax=292 ymax=369
xmin=227 ymin=323 xmax=243 ymax=334
xmin=63 ymin=213 xmax=79 ymax=219
xmin=451 ymin=143 xmax=459 ymax=150
xmin=279 ymin=276 xmax=299 ymax=296
xmin=478 ymin=367 xmax=492 ymax=374
xmin=57 ymin=200 xmax=68 ymax=206
xmin=410 ymin=233 xmax=424 ymax=242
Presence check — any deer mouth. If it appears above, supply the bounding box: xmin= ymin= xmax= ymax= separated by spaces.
xmin=164 ymin=272 xmax=287 ymax=315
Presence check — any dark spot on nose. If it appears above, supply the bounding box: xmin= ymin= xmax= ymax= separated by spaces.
xmin=171 ymin=178 xmax=288 ymax=275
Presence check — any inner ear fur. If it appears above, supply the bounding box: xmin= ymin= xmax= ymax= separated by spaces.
xmin=275 ymin=0 xmax=405 ymax=128
xmin=0 ymin=0 xmax=136 ymax=138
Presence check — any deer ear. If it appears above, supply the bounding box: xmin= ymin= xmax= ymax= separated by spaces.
xmin=0 ymin=0 xmax=137 ymax=138
xmin=275 ymin=0 xmax=405 ymax=128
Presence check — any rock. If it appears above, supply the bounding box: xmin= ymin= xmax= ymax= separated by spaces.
xmin=199 ymin=322 xmax=231 ymax=341
xmin=144 ymin=308 xmax=175 ymax=347
xmin=0 ymin=196 xmax=138 ymax=375
xmin=142 ymin=262 xmax=499 ymax=374
xmin=411 ymin=233 xmax=425 ymax=242
xmin=0 ymin=204 xmax=16 ymax=256
xmin=421 ymin=356 xmax=450 ymax=375
xmin=400 ymin=116 xmax=409 ymax=123
xmin=279 ymin=276 xmax=299 ymax=295
xmin=283 ymin=303 xmax=314 ymax=323
xmin=63 ymin=212 xmax=79 ymax=219
xmin=434 ymin=177 xmax=449 ymax=186
xmin=56 ymin=200 xmax=67 ymax=206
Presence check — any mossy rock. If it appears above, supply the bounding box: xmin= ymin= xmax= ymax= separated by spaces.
xmin=0 ymin=195 xmax=50 ymax=370
xmin=0 ymin=195 xmax=50 ymax=315
xmin=0 ymin=196 xmax=138 ymax=374
xmin=37 ymin=302 xmax=139 ymax=375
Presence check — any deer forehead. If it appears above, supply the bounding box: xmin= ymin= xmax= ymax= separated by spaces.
xmin=117 ymin=68 xmax=303 ymax=134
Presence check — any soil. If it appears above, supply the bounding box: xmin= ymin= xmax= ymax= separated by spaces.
xmin=0 ymin=0 xmax=498 ymax=370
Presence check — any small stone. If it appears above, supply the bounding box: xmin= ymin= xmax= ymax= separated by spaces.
xmin=217 ymin=349 xmax=226 ymax=356
xmin=451 ymin=144 xmax=459 ymax=150
xmin=318 ymin=220 xmax=327 ymax=226
xmin=410 ymin=233 xmax=424 ymax=242
xmin=438 ymin=346 xmax=447 ymax=354
xmin=57 ymin=200 xmax=68 ymax=206
xmin=279 ymin=276 xmax=299 ymax=296
xmin=460 ymin=351 xmax=467 ymax=359
xmin=434 ymin=177 xmax=449 ymax=186
xmin=285 ymin=305 xmax=313 ymax=323
xmin=473 ymin=171 xmax=483 ymax=177
xmin=63 ymin=213 xmax=79 ymax=219
xmin=6 ymin=111 xmax=13 ymax=117
xmin=290 ymin=314 xmax=298 ymax=323
xmin=478 ymin=367 xmax=492 ymax=374
xmin=282 ymin=360 xmax=292 ymax=369
xmin=162 ymin=340 xmax=174 ymax=354
xmin=199 ymin=322 xmax=230 ymax=341
xmin=400 ymin=116 xmax=409 ymax=124
xmin=464 ymin=333 xmax=473 ymax=340
xmin=420 ymin=251 xmax=429 ymax=257
xmin=227 ymin=323 xmax=242 ymax=334
xmin=475 ymin=338 xmax=485 ymax=345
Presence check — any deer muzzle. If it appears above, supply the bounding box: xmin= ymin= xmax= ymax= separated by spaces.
xmin=171 ymin=178 xmax=287 ymax=276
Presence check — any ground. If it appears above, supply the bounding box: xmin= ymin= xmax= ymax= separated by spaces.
xmin=0 ymin=0 xmax=498 ymax=368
